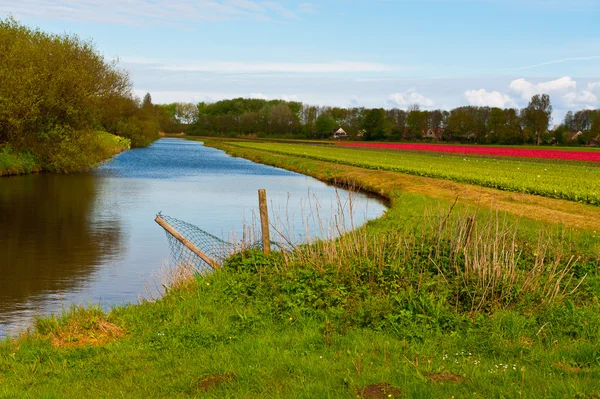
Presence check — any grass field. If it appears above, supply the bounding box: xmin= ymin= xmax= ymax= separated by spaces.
xmin=227 ymin=141 xmax=600 ymax=205
xmin=1 ymin=140 xmax=600 ymax=398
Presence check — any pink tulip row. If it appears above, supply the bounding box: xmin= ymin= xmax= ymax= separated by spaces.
xmin=338 ymin=143 xmax=600 ymax=162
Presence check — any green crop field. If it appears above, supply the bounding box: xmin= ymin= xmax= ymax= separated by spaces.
xmin=229 ymin=142 xmax=600 ymax=205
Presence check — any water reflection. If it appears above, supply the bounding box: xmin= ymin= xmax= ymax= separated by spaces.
xmin=0 ymin=139 xmax=386 ymax=337
xmin=0 ymin=174 xmax=124 ymax=333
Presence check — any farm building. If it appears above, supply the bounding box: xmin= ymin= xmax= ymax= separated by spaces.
xmin=423 ymin=128 xmax=444 ymax=140
xmin=332 ymin=127 xmax=349 ymax=139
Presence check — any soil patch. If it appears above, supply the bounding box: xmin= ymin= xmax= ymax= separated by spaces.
xmin=426 ymin=372 xmax=464 ymax=383
xmin=197 ymin=373 xmax=236 ymax=392
xmin=357 ymin=382 xmax=402 ymax=398
xmin=552 ymin=362 xmax=584 ymax=373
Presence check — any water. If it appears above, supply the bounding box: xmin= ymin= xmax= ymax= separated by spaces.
xmin=0 ymin=138 xmax=386 ymax=337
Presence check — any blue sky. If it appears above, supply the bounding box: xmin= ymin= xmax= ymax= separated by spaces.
xmin=2 ymin=0 xmax=600 ymax=121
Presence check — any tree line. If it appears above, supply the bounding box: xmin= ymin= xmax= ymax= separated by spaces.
xmin=164 ymin=94 xmax=599 ymax=146
xmin=0 ymin=18 xmax=170 ymax=172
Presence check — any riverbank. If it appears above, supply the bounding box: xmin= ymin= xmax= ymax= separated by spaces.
xmin=0 ymin=148 xmax=40 ymax=176
xmin=0 ymin=132 xmax=131 ymax=177
xmin=1 ymin=141 xmax=599 ymax=398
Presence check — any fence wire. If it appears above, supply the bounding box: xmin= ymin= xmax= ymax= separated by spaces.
xmin=157 ymin=213 xmax=288 ymax=269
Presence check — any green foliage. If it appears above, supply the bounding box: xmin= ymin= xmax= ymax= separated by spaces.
xmin=361 ymin=108 xmax=387 ymax=140
xmin=189 ymin=97 xmax=302 ymax=137
xmin=314 ymin=113 xmax=336 ymax=138
xmin=0 ymin=146 xmax=39 ymax=176
xmin=522 ymin=94 xmax=553 ymax=145
xmin=43 ymin=130 xmax=130 ymax=173
xmin=2 ymin=212 xmax=600 ymax=397
xmin=0 ymin=17 xmax=160 ymax=172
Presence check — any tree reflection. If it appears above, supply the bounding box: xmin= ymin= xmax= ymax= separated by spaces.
xmin=0 ymin=173 xmax=123 ymax=313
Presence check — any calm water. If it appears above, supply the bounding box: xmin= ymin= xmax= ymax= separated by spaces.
xmin=0 ymin=139 xmax=385 ymax=337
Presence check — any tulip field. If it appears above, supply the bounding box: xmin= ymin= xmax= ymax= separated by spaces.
xmin=231 ymin=142 xmax=600 ymax=205
xmin=339 ymin=142 xmax=600 ymax=162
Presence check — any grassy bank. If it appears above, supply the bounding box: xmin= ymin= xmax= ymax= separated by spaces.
xmin=0 ymin=132 xmax=130 ymax=177
xmin=1 ymin=140 xmax=599 ymax=398
xmin=224 ymin=141 xmax=600 ymax=206
xmin=0 ymin=148 xmax=39 ymax=176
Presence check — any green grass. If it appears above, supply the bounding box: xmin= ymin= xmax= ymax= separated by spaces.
xmin=0 ymin=147 xmax=40 ymax=176
xmin=0 ymin=131 xmax=130 ymax=176
xmin=2 ymin=245 xmax=599 ymax=398
xmin=227 ymin=142 xmax=600 ymax=205
xmin=2 ymin=141 xmax=600 ymax=398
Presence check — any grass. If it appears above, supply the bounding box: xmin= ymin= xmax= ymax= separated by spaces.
xmin=0 ymin=131 xmax=130 ymax=177
xmin=224 ymin=141 xmax=600 ymax=205
xmin=0 ymin=147 xmax=40 ymax=176
xmin=1 ymin=139 xmax=600 ymax=398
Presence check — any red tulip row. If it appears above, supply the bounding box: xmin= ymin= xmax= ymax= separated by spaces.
xmin=338 ymin=143 xmax=600 ymax=162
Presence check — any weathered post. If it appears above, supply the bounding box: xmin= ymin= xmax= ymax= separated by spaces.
xmin=258 ymin=189 xmax=271 ymax=255
xmin=154 ymin=215 xmax=220 ymax=270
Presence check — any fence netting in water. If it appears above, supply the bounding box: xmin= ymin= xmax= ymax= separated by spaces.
xmin=156 ymin=213 xmax=288 ymax=269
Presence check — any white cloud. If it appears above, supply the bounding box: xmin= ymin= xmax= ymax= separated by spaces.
xmin=387 ymin=88 xmax=434 ymax=108
xmin=152 ymin=61 xmax=395 ymax=73
xmin=563 ymin=90 xmax=598 ymax=108
xmin=3 ymin=0 xmax=300 ymax=26
xmin=587 ymin=82 xmax=600 ymax=92
xmin=507 ymin=77 xmax=599 ymax=111
xmin=464 ymin=89 xmax=516 ymax=108
xmin=297 ymin=2 xmax=317 ymax=13
xmin=280 ymin=94 xmax=299 ymax=102
xmin=509 ymin=76 xmax=577 ymax=100
xmin=262 ymin=2 xmax=299 ymax=19
xmin=249 ymin=92 xmax=269 ymax=100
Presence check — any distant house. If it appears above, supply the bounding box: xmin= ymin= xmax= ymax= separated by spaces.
xmin=422 ymin=128 xmax=444 ymax=140
xmin=569 ymin=130 xmax=584 ymax=140
xmin=332 ymin=127 xmax=349 ymax=140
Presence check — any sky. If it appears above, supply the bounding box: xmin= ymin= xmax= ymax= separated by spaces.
xmin=2 ymin=0 xmax=600 ymax=122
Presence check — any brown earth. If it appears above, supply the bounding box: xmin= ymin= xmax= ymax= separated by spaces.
xmin=196 ymin=373 xmax=236 ymax=392
xmin=357 ymin=382 xmax=402 ymax=398
xmin=425 ymin=372 xmax=464 ymax=383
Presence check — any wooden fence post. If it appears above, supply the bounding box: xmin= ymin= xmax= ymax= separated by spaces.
xmin=154 ymin=215 xmax=220 ymax=270
xmin=258 ymin=189 xmax=271 ymax=255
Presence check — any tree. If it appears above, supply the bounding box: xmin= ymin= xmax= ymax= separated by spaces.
xmin=446 ymin=108 xmax=476 ymax=141
xmin=174 ymin=102 xmax=198 ymax=124
xmin=564 ymin=111 xmax=575 ymax=131
xmin=0 ymin=17 xmax=162 ymax=169
xmin=591 ymin=113 xmax=600 ymax=141
xmin=361 ymin=108 xmax=386 ymax=141
xmin=405 ymin=106 xmax=427 ymax=140
xmin=142 ymin=92 xmax=153 ymax=109
xmin=522 ymin=94 xmax=552 ymax=145
xmin=315 ymin=114 xmax=336 ymax=139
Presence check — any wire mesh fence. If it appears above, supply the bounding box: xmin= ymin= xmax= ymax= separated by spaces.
xmin=156 ymin=213 xmax=289 ymax=270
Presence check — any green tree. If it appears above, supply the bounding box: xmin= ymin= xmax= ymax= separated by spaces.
xmin=361 ymin=108 xmax=386 ymax=141
xmin=0 ymin=17 xmax=150 ymax=170
xmin=315 ymin=114 xmax=336 ymax=139
xmin=142 ymin=93 xmax=153 ymax=109
xmin=522 ymin=94 xmax=552 ymax=145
